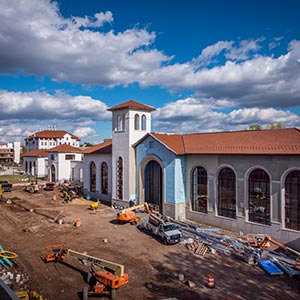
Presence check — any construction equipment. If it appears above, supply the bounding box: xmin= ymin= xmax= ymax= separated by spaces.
xmin=145 ymin=213 xmax=182 ymax=244
xmin=89 ymin=201 xmax=99 ymax=210
xmin=15 ymin=290 xmax=43 ymax=300
xmin=116 ymin=202 xmax=151 ymax=224
xmin=43 ymin=244 xmax=128 ymax=300
xmin=24 ymin=181 xmax=39 ymax=194
xmin=257 ymin=235 xmax=300 ymax=257
xmin=61 ymin=185 xmax=77 ymax=202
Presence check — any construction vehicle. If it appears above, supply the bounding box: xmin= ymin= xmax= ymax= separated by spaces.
xmin=43 ymin=182 xmax=55 ymax=191
xmin=145 ymin=213 xmax=182 ymax=245
xmin=89 ymin=201 xmax=99 ymax=210
xmin=43 ymin=244 xmax=128 ymax=300
xmin=15 ymin=290 xmax=43 ymax=300
xmin=116 ymin=202 xmax=151 ymax=224
xmin=0 ymin=180 xmax=12 ymax=192
xmin=24 ymin=181 xmax=39 ymax=193
xmin=61 ymin=185 xmax=77 ymax=202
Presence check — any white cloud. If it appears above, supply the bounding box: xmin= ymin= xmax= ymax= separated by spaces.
xmin=0 ymin=90 xmax=112 ymax=143
xmin=0 ymin=90 xmax=110 ymax=120
xmin=0 ymin=0 xmax=299 ymax=136
xmin=73 ymin=127 xmax=97 ymax=139
xmin=72 ymin=11 xmax=113 ymax=28
xmin=0 ymin=0 xmax=168 ymax=86
xmin=153 ymin=98 xmax=300 ymax=134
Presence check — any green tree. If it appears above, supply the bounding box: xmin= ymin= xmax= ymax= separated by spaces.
xmin=266 ymin=123 xmax=286 ymax=130
xmin=248 ymin=124 xmax=262 ymax=130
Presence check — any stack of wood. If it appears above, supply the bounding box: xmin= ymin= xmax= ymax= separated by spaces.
xmin=185 ymin=241 xmax=208 ymax=256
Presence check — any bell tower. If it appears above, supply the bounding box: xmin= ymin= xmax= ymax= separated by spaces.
xmin=107 ymin=100 xmax=155 ymax=204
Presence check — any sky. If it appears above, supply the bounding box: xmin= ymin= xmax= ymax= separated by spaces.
xmin=0 ymin=0 xmax=300 ymax=145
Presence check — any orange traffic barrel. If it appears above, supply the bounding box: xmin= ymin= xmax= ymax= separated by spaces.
xmin=207 ymin=273 xmax=215 ymax=288
xmin=74 ymin=218 xmax=81 ymax=227
xmin=295 ymin=258 xmax=300 ymax=271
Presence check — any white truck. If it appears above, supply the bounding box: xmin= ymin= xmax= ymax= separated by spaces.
xmin=145 ymin=213 xmax=182 ymax=245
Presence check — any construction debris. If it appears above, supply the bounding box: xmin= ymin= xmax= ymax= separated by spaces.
xmin=158 ymin=212 xmax=300 ymax=282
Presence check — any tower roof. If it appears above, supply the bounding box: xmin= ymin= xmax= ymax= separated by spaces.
xmin=107 ymin=100 xmax=156 ymax=112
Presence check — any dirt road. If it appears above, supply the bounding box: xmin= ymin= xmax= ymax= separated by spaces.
xmin=0 ymin=186 xmax=299 ymax=300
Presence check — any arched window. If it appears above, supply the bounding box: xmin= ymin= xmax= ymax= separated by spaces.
xmin=101 ymin=162 xmax=108 ymax=195
xmin=51 ymin=164 xmax=56 ymax=182
xmin=285 ymin=170 xmax=300 ymax=231
xmin=248 ymin=169 xmax=270 ymax=225
xmin=25 ymin=161 xmax=28 ymax=174
xmin=218 ymin=167 xmax=236 ymax=218
xmin=117 ymin=115 xmax=121 ymax=131
xmin=90 ymin=161 xmax=96 ymax=192
xmin=134 ymin=114 xmax=140 ymax=130
xmin=191 ymin=166 xmax=208 ymax=213
xmin=117 ymin=157 xmax=123 ymax=200
xmin=29 ymin=161 xmax=32 ymax=175
xmin=141 ymin=115 xmax=146 ymax=130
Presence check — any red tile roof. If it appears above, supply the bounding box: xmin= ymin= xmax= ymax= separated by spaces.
xmin=82 ymin=139 xmax=112 ymax=154
xmin=27 ymin=130 xmax=80 ymax=141
xmin=47 ymin=144 xmax=81 ymax=153
xmin=150 ymin=128 xmax=300 ymax=155
xmin=22 ymin=149 xmax=48 ymax=157
xmin=107 ymin=100 xmax=156 ymax=112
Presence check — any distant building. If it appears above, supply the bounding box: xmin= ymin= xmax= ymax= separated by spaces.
xmin=0 ymin=142 xmax=21 ymax=164
xmin=47 ymin=144 xmax=83 ymax=183
xmin=23 ymin=130 xmax=81 ymax=180
xmin=25 ymin=130 xmax=80 ymax=152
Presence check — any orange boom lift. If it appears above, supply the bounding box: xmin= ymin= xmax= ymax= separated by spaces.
xmin=44 ymin=244 xmax=128 ymax=300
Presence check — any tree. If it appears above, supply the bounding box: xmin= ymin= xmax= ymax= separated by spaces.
xmin=266 ymin=123 xmax=286 ymax=130
xmin=248 ymin=124 xmax=262 ymax=130
xmin=81 ymin=142 xmax=94 ymax=147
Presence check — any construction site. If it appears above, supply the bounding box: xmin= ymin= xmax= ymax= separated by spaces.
xmin=0 ymin=183 xmax=300 ymax=300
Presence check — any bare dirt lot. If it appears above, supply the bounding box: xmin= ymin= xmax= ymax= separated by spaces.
xmin=0 ymin=185 xmax=299 ymax=300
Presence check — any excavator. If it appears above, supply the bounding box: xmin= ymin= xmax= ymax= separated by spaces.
xmin=116 ymin=202 xmax=151 ymax=224
xmin=43 ymin=244 xmax=128 ymax=300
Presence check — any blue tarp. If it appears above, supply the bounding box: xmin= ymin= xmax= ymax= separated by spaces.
xmin=258 ymin=259 xmax=284 ymax=275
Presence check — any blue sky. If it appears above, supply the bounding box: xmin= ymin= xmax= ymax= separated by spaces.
xmin=0 ymin=0 xmax=300 ymax=144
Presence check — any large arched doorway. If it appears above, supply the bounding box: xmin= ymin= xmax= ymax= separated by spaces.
xmin=51 ymin=165 xmax=56 ymax=182
xmin=144 ymin=160 xmax=162 ymax=211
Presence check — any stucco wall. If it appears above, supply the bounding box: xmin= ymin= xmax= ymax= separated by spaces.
xmin=135 ymin=135 xmax=186 ymax=218
xmin=185 ymin=154 xmax=300 ymax=248
xmin=83 ymin=153 xmax=112 ymax=202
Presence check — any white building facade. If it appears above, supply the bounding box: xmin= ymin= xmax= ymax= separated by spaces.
xmin=25 ymin=130 xmax=80 ymax=152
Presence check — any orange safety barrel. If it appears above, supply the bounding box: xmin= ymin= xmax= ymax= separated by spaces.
xmin=74 ymin=218 xmax=81 ymax=227
xmin=295 ymin=258 xmax=300 ymax=271
xmin=206 ymin=273 xmax=215 ymax=288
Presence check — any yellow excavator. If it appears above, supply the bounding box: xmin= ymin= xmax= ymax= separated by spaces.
xmin=43 ymin=244 xmax=128 ymax=300
xmin=116 ymin=202 xmax=151 ymax=224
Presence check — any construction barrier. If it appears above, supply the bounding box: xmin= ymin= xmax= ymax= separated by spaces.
xmin=207 ymin=273 xmax=215 ymax=288
xmin=295 ymin=258 xmax=300 ymax=271
xmin=74 ymin=218 xmax=81 ymax=227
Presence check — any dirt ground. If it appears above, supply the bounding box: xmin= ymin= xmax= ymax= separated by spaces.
xmin=0 ymin=185 xmax=299 ymax=300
